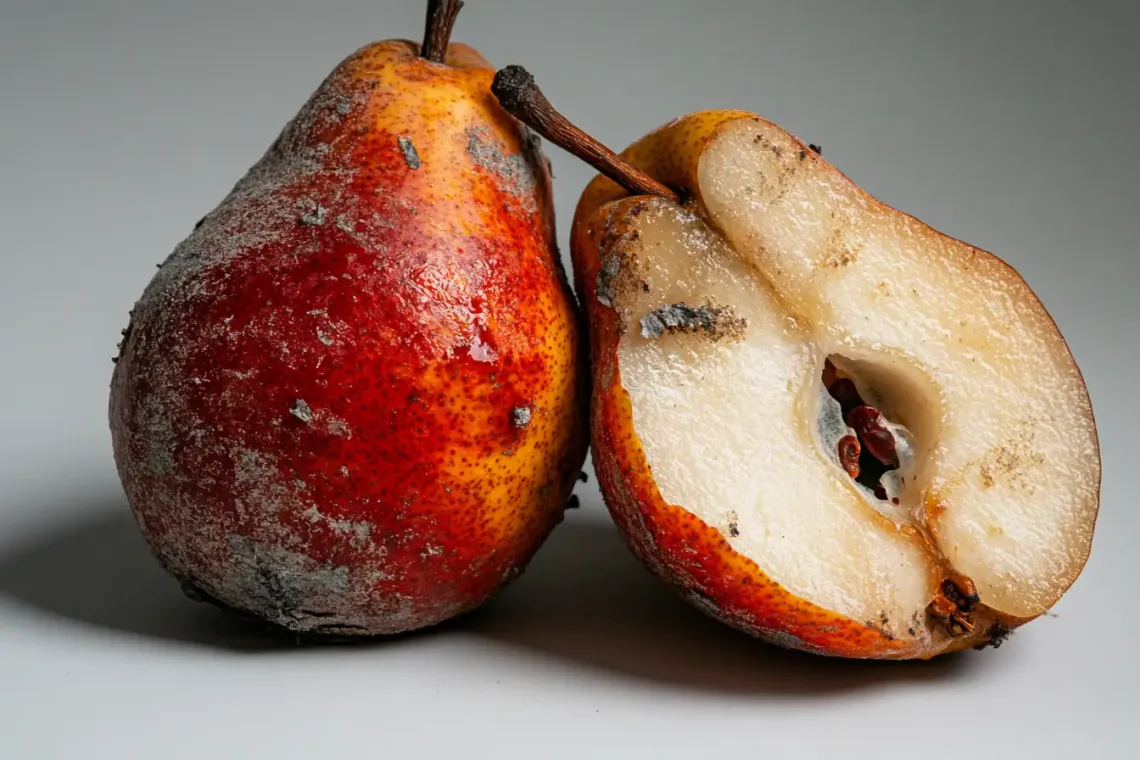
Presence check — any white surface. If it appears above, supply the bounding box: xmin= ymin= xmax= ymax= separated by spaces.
xmin=1 ymin=1 xmax=1137 ymax=757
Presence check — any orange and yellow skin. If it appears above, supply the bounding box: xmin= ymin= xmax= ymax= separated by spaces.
xmin=110 ymin=41 xmax=588 ymax=635
xmin=572 ymin=113 xmax=1010 ymax=658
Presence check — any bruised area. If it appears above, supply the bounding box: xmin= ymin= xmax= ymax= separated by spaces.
xmin=109 ymin=40 xmax=588 ymax=635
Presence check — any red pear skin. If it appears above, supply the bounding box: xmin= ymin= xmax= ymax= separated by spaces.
xmin=109 ymin=41 xmax=588 ymax=636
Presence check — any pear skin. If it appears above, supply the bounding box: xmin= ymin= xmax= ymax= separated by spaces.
xmin=110 ymin=38 xmax=588 ymax=636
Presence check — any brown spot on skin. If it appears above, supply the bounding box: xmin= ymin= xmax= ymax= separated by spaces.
xmin=808 ymin=143 xmax=822 ymax=155
xmin=639 ymin=301 xmax=748 ymax=342
xmin=822 ymin=246 xmax=860 ymax=268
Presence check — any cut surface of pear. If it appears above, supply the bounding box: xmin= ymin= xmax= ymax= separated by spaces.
xmin=609 ymin=118 xmax=1099 ymax=643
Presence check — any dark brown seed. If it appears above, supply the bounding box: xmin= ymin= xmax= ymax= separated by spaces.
xmin=837 ymin=435 xmax=861 ymax=478
xmin=846 ymin=405 xmax=899 ymax=467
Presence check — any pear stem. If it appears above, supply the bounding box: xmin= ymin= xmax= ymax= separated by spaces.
xmin=491 ymin=65 xmax=681 ymax=203
xmin=421 ymin=0 xmax=464 ymax=63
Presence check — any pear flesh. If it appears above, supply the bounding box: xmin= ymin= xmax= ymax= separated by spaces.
xmin=610 ymin=118 xmax=1099 ymax=644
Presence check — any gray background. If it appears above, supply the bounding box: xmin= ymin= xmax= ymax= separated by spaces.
xmin=0 ymin=1 xmax=1136 ymax=757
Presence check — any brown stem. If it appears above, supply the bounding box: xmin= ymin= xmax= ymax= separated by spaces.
xmin=491 ymin=65 xmax=680 ymax=203
xmin=421 ymin=0 xmax=464 ymax=63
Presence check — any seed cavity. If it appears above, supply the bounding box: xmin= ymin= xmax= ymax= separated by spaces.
xmin=821 ymin=358 xmax=914 ymax=505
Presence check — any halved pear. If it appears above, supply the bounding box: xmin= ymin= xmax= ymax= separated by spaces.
xmin=571 ymin=111 xmax=1100 ymax=658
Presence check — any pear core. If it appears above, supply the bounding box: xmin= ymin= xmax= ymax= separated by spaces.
xmin=608 ymin=118 xmax=1099 ymax=642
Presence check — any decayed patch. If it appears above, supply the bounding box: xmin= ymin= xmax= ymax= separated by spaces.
xmin=978 ymin=420 xmax=1046 ymax=493
xmin=465 ymin=125 xmax=537 ymax=206
xmin=290 ymin=399 xmax=314 ymax=423
xmin=639 ymin=301 xmax=748 ymax=342
xmin=397 ymin=135 xmax=421 ymax=170
xmin=595 ymin=247 xmax=650 ymax=314
xmin=595 ymin=253 xmax=625 ymax=308
xmin=511 ymin=406 xmax=532 ymax=428
xmin=223 ymin=534 xmax=352 ymax=630
xmin=724 ymin=510 xmax=740 ymax=538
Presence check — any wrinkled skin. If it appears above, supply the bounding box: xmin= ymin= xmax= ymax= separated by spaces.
xmin=110 ymin=41 xmax=588 ymax=636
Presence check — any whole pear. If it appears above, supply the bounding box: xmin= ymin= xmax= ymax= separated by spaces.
xmin=110 ymin=5 xmax=587 ymax=636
